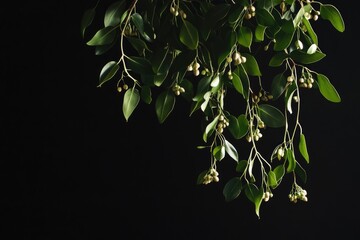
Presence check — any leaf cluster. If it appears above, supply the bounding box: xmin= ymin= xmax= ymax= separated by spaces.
xmin=82 ymin=0 xmax=344 ymax=218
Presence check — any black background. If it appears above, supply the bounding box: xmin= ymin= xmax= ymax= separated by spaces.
xmin=1 ymin=1 xmax=358 ymax=239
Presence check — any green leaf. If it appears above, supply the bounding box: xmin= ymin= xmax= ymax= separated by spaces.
xmin=126 ymin=37 xmax=149 ymax=55
xmin=155 ymin=90 xmax=176 ymax=124
xmin=274 ymin=19 xmax=295 ymax=51
xmin=258 ymin=104 xmax=285 ymax=128
xmin=81 ymin=7 xmax=96 ymax=38
xmin=231 ymin=72 xmax=244 ymax=96
xmin=104 ymin=1 xmax=126 ymax=27
xmin=286 ymin=149 xmax=296 ymax=173
xmin=256 ymin=8 xmax=276 ymax=27
xmin=86 ymin=26 xmax=117 ymax=46
xmin=316 ymin=73 xmax=341 ymax=103
xmin=299 ymin=133 xmax=309 ymax=163
xmin=270 ymin=72 xmax=287 ymax=99
xmin=290 ymin=50 xmax=326 ymax=64
xmin=180 ymin=20 xmax=199 ymax=50
xmin=293 ymin=4 xmax=312 ymax=28
xmin=254 ymin=25 xmax=266 ymax=42
xmin=123 ymin=88 xmax=140 ymax=122
xmin=213 ymin=145 xmax=226 ymax=161
xmin=196 ymin=170 xmax=208 ymax=185
xmin=273 ymin=165 xmax=285 ymax=185
xmin=269 ymin=52 xmax=288 ymax=67
xmin=235 ymin=65 xmax=250 ymax=100
xmin=320 ymin=4 xmax=345 ymax=32
xmin=131 ymin=13 xmax=152 ymax=42
xmin=224 ymin=139 xmax=238 ymax=162
xmin=302 ymin=17 xmax=318 ymax=45
xmin=140 ymin=85 xmax=152 ymax=104
xmin=241 ymin=53 xmax=261 ymax=76
xmin=228 ymin=114 xmax=249 ymax=140
xmin=237 ymin=26 xmax=253 ymax=48
xmin=98 ymin=61 xmax=119 ymax=87
xmin=203 ymin=116 xmax=219 ymax=143
xmin=125 ymin=56 xmax=154 ymax=75
xmin=245 ymin=183 xmax=263 ymax=219
xmin=236 ymin=160 xmax=248 ymax=173
xmin=193 ymin=76 xmax=212 ymax=101
xmin=223 ymin=177 xmax=242 ymax=202
xmin=268 ymin=170 xmax=277 ymax=188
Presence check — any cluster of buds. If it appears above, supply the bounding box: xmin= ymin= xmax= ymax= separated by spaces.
xmin=117 ymin=83 xmax=129 ymax=93
xmin=217 ymin=114 xmax=229 ymax=134
xmin=289 ymin=185 xmax=308 ymax=203
xmin=229 ymin=52 xmax=247 ymax=66
xmin=299 ymin=74 xmax=314 ymax=89
xmin=246 ymin=128 xmax=263 ymax=142
xmin=202 ymin=168 xmax=219 ymax=184
xmin=172 ymin=83 xmax=185 ymax=96
xmin=263 ymin=191 xmax=274 ymax=202
xmin=187 ymin=61 xmax=201 ymax=76
xmin=244 ymin=5 xmax=256 ymax=20
xmin=251 ymin=91 xmax=273 ymax=104
xmin=304 ymin=9 xmax=320 ymax=21
xmin=170 ymin=2 xmax=186 ymax=19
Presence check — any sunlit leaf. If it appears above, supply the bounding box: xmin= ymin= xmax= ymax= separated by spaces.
xmin=286 ymin=149 xmax=296 ymax=173
xmin=316 ymin=73 xmax=341 ymax=103
xmin=123 ymin=88 xmax=140 ymax=122
xmin=320 ymin=4 xmax=345 ymax=32
xmin=299 ymin=133 xmax=309 ymax=163
xmin=268 ymin=170 xmax=277 ymax=188
xmin=302 ymin=18 xmax=318 ymax=45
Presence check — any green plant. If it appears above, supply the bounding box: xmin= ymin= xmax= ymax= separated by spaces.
xmin=81 ymin=0 xmax=345 ymax=218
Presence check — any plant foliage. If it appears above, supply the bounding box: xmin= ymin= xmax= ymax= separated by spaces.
xmin=82 ymin=0 xmax=344 ymax=218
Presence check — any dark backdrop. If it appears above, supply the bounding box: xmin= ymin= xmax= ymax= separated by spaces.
xmin=1 ymin=1 xmax=358 ymax=239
